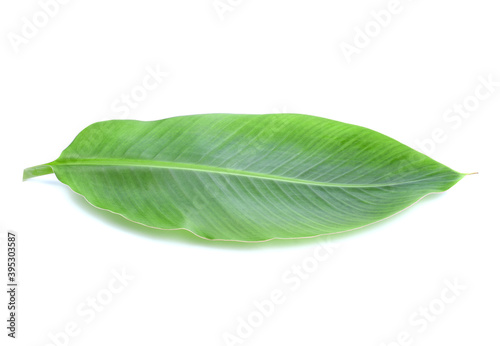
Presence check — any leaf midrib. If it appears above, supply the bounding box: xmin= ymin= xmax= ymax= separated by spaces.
xmin=50 ymin=158 xmax=429 ymax=188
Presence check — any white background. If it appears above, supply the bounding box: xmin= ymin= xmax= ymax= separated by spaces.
xmin=1 ymin=0 xmax=499 ymax=345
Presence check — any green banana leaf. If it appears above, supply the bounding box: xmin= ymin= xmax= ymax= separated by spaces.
xmin=23 ymin=113 xmax=467 ymax=242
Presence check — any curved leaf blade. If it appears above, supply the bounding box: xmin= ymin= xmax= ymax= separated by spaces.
xmin=23 ymin=113 xmax=465 ymax=241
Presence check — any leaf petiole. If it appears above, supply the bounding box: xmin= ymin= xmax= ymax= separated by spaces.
xmin=23 ymin=164 xmax=53 ymax=181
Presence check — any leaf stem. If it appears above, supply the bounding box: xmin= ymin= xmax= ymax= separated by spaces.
xmin=23 ymin=164 xmax=54 ymax=181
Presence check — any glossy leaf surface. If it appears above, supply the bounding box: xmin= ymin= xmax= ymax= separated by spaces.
xmin=23 ymin=114 xmax=465 ymax=241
